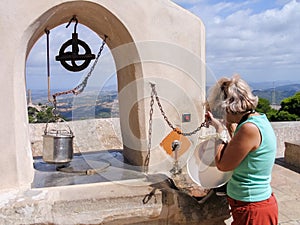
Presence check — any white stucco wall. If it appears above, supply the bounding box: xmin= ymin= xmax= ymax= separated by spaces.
xmin=0 ymin=0 xmax=205 ymax=190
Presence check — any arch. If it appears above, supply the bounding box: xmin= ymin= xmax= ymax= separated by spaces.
xmin=0 ymin=0 xmax=206 ymax=189
xmin=25 ymin=1 xmax=146 ymax=167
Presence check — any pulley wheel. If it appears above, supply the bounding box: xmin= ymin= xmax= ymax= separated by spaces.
xmin=56 ymin=38 xmax=95 ymax=72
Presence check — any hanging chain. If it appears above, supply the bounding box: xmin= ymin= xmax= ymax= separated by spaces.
xmin=144 ymin=83 xmax=155 ymax=173
xmin=145 ymin=82 xmax=209 ymax=173
xmin=150 ymin=83 xmax=209 ymax=136
xmin=52 ymin=35 xmax=108 ymax=109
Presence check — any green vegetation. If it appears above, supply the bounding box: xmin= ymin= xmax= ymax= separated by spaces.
xmin=256 ymin=92 xmax=300 ymax=121
xmin=28 ymin=104 xmax=64 ymax=123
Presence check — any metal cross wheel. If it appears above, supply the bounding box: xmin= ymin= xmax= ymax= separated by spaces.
xmin=56 ymin=33 xmax=95 ymax=72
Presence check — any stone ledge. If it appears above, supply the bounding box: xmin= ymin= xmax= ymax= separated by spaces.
xmin=29 ymin=118 xmax=123 ymax=157
xmin=284 ymin=141 xmax=300 ymax=169
xmin=0 ymin=178 xmax=231 ymax=225
xmin=0 ymin=180 xmax=161 ymax=225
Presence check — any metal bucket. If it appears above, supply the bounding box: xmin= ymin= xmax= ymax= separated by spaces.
xmin=43 ymin=120 xmax=74 ymax=164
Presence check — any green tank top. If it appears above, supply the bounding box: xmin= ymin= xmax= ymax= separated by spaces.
xmin=227 ymin=114 xmax=276 ymax=202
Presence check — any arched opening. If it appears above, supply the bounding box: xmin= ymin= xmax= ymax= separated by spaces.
xmin=26 ymin=22 xmax=121 ymax=152
xmin=1 ymin=0 xmax=206 ymax=191
xmin=25 ymin=1 xmax=147 ymax=187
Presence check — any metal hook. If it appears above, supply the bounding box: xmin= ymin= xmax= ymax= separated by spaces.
xmin=142 ymin=187 xmax=157 ymax=204
xmin=66 ymin=15 xmax=78 ymax=33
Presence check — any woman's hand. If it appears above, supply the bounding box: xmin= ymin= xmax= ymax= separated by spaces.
xmin=205 ymin=111 xmax=224 ymax=132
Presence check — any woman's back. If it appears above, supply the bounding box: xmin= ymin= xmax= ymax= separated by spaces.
xmin=227 ymin=114 xmax=277 ymax=202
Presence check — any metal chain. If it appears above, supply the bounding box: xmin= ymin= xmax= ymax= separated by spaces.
xmin=144 ymin=82 xmax=209 ymax=172
xmin=144 ymin=83 xmax=155 ymax=173
xmin=150 ymin=83 xmax=209 ymax=136
xmin=52 ymin=35 xmax=108 ymax=109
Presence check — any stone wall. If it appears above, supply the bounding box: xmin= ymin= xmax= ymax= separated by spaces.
xmin=29 ymin=118 xmax=123 ymax=157
xmin=0 ymin=178 xmax=231 ymax=225
xmin=5 ymin=119 xmax=297 ymax=225
xmin=271 ymin=121 xmax=300 ymax=157
xmin=284 ymin=141 xmax=300 ymax=169
xmin=30 ymin=119 xmax=300 ymax=158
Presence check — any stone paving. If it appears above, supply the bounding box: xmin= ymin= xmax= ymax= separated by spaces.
xmin=271 ymin=162 xmax=300 ymax=225
xmin=223 ymin=160 xmax=300 ymax=225
xmin=32 ymin=150 xmax=300 ymax=225
xmin=28 ymin=120 xmax=300 ymax=224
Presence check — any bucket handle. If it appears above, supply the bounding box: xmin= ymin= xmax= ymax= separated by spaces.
xmin=44 ymin=117 xmax=73 ymax=136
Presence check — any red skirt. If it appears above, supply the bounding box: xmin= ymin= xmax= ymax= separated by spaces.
xmin=227 ymin=193 xmax=278 ymax=225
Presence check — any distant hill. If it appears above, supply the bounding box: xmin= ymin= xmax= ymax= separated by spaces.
xmin=253 ymin=83 xmax=300 ymax=104
xmin=249 ymin=80 xmax=300 ymax=89
xmin=28 ymin=82 xmax=300 ymax=116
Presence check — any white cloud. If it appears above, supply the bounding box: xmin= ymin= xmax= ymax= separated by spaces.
xmin=26 ymin=23 xmax=111 ymax=90
xmin=26 ymin=1 xmax=300 ymax=90
xmin=178 ymin=0 xmax=300 ymax=82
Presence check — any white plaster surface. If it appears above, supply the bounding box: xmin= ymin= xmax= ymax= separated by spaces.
xmin=0 ymin=0 xmax=205 ymax=190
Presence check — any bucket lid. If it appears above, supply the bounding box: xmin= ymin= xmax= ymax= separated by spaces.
xmin=187 ymin=138 xmax=232 ymax=188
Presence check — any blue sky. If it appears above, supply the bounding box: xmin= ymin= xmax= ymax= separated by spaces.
xmin=173 ymin=0 xmax=300 ymax=84
xmin=26 ymin=0 xmax=300 ymax=90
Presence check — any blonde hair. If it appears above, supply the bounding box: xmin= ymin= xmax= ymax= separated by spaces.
xmin=207 ymin=74 xmax=258 ymax=114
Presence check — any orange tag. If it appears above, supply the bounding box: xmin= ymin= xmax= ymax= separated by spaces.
xmin=160 ymin=128 xmax=191 ymax=158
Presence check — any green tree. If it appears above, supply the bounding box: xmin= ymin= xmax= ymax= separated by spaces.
xmin=280 ymin=92 xmax=300 ymax=117
xmin=269 ymin=110 xmax=299 ymax=121
xmin=28 ymin=106 xmax=39 ymax=123
xmin=28 ymin=105 xmax=64 ymax=123
xmin=256 ymin=98 xmax=278 ymax=121
xmin=256 ymin=98 xmax=272 ymax=114
xmin=36 ymin=106 xmax=54 ymax=123
xmin=256 ymin=93 xmax=300 ymax=121
xmin=267 ymin=92 xmax=300 ymax=121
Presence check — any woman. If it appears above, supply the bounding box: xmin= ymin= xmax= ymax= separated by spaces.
xmin=205 ymin=74 xmax=278 ymax=225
